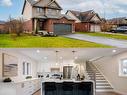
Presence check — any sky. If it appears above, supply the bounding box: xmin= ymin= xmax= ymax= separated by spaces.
xmin=0 ymin=0 xmax=127 ymax=21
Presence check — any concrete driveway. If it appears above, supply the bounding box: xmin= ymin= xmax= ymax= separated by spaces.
xmin=63 ymin=34 xmax=127 ymax=48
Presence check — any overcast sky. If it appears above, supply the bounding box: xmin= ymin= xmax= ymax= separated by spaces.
xmin=0 ymin=0 xmax=127 ymax=21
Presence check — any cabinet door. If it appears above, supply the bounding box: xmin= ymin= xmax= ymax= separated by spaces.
xmin=16 ymin=83 xmax=24 ymax=95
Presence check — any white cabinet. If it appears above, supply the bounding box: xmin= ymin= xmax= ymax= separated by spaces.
xmin=16 ymin=79 xmax=41 ymax=95
xmin=0 ymin=79 xmax=41 ymax=95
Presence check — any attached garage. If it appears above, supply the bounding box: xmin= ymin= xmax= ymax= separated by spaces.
xmin=54 ymin=24 xmax=72 ymax=35
xmin=90 ymin=24 xmax=101 ymax=32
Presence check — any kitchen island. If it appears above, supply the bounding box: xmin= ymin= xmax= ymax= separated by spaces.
xmin=41 ymin=79 xmax=95 ymax=95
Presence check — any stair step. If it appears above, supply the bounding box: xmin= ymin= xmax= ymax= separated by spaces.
xmin=96 ymin=80 xmax=107 ymax=82
xmin=88 ymin=75 xmax=104 ymax=78
xmin=96 ymin=84 xmax=111 ymax=86
xmin=96 ymin=89 xmax=114 ymax=92
xmin=96 ymin=85 xmax=112 ymax=89
xmin=86 ymin=63 xmax=113 ymax=91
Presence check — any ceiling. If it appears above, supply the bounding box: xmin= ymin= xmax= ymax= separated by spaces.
xmin=1 ymin=48 xmax=127 ymax=63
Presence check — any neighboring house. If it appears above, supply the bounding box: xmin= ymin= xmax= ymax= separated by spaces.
xmin=107 ymin=17 xmax=127 ymax=26
xmin=0 ymin=21 xmax=5 ymax=33
xmin=66 ymin=10 xmax=102 ymax=32
xmin=22 ymin=0 xmax=75 ymax=35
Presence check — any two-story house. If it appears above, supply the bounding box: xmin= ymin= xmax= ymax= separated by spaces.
xmin=66 ymin=10 xmax=102 ymax=32
xmin=22 ymin=0 xmax=75 ymax=35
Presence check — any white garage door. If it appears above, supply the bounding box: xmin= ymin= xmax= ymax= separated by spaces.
xmin=90 ymin=25 xmax=101 ymax=32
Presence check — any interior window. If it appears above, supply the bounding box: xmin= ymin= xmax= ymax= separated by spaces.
xmin=119 ymin=59 xmax=127 ymax=76
xmin=23 ymin=62 xmax=31 ymax=75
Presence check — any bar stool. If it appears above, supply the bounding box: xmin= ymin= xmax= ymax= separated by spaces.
xmin=44 ymin=82 xmax=57 ymax=95
xmin=62 ymin=82 xmax=74 ymax=95
xmin=78 ymin=82 xmax=93 ymax=95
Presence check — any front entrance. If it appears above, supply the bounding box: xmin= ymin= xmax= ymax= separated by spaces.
xmin=54 ymin=24 xmax=72 ymax=35
xmin=38 ymin=19 xmax=46 ymax=31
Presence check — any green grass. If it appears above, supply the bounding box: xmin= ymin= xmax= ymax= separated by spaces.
xmin=77 ymin=32 xmax=127 ymax=40
xmin=0 ymin=34 xmax=112 ymax=48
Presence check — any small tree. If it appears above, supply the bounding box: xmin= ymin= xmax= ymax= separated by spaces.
xmin=5 ymin=16 xmax=24 ymax=37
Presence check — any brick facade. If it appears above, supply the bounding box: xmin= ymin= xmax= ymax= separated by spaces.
xmin=46 ymin=17 xmax=75 ymax=33
xmin=23 ymin=19 xmax=33 ymax=33
xmin=0 ymin=24 xmax=5 ymax=32
xmin=23 ymin=17 xmax=75 ymax=34
xmin=75 ymin=23 xmax=91 ymax=32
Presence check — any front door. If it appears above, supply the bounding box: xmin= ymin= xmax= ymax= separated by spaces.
xmin=39 ymin=21 xmax=45 ymax=30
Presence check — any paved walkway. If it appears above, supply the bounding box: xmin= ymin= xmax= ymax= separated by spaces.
xmin=63 ymin=34 xmax=127 ymax=48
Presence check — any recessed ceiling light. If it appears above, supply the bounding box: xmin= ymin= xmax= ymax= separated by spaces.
xmin=44 ymin=57 xmax=47 ymax=59
xmin=75 ymin=57 xmax=78 ymax=59
xmin=112 ymin=50 xmax=116 ymax=53
xmin=60 ymin=57 xmax=63 ymax=59
xmin=56 ymin=63 xmax=58 ymax=66
xmin=37 ymin=50 xmax=40 ymax=53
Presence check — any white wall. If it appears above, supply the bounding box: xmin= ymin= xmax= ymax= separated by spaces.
xmin=93 ymin=52 xmax=127 ymax=94
xmin=0 ymin=50 xmax=38 ymax=82
xmin=37 ymin=59 xmax=86 ymax=76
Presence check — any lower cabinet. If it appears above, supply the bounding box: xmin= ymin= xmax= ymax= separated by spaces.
xmin=16 ymin=79 xmax=41 ymax=95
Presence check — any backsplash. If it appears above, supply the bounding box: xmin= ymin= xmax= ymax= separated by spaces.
xmin=37 ymin=72 xmax=63 ymax=79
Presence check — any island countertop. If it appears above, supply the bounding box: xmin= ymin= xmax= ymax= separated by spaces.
xmin=41 ymin=79 xmax=94 ymax=83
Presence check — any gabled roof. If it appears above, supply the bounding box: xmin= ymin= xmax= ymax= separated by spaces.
xmin=22 ymin=0 xmax=62 ymax=14
xmin=67 ymin=10 xmax=101 ymax=22
xmin=27 ymin=0 xmax=39 ymax=5
xmin=46 ymin=0 xmax=62 ymax=10
xmin=33 ymin=14 xmax=75 ymax=21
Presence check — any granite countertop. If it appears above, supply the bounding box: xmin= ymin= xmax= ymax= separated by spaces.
xmin=0 ymin=78 xmax=40 ymax=84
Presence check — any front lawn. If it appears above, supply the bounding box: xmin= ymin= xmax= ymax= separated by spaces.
xmin=0 ymin=34 xmax=112 ymax=48
xmin=77 ymin=32 xmax=127 ymax=40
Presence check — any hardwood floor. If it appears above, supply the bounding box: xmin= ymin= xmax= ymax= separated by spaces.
xmin=96 ymin=92 xmax=122 ymax=95
xmin=33 ymin=90 xmax=41 ymax=95
xmin=34 ymin=90 xmax=122 ymax=95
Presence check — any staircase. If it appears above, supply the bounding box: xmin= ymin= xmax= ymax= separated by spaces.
xmin=86 ymin=62 xmax=113 ymax=92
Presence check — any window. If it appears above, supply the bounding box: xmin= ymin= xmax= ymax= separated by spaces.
xmin=23 ymin=62 xmax=31 ymax=75
xmin=23 ymin=62 xmax=25 ymax=75
xmin=119 ymin=59 xmax=127 ymax=77
xmin=37 ymin=7 xmax=44 ymax=13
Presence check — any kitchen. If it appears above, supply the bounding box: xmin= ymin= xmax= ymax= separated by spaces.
xmin=0 ymin=48 xmax=127 ymax=95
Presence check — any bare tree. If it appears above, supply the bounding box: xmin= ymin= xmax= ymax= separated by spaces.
xmin=5 ymin=16 xmax=24 ymax=37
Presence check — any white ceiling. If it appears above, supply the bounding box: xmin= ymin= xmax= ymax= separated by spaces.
xmin=1 ymin=48 xmax=127 ymax=63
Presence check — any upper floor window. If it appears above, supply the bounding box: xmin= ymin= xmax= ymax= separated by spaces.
xmin=37 ymin=7 xmax=44 ymax=13
xmin=47 ymin=9 xmax=60 ymax=15
xmin=119 ymin=59 xmax=127 ymax=77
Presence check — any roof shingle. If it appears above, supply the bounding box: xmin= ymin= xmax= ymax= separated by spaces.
xmin=68 ymin=10 xmax=101 ymax=22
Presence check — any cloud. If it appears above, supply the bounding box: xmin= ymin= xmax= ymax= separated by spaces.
xmin=57 ymin=0 xmax=127 ymax=18
xmin=0 ymin=0 xmax=12 ymax=6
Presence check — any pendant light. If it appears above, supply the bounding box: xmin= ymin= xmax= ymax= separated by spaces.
xmin=55 ymin=50 xmax=59 ymax=66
